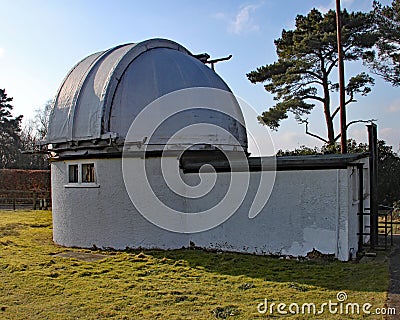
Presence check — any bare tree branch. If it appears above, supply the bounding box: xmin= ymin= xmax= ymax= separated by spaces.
xmin=334 ymin=119 xmax=377 ymax=142
xmin=302 ymin=120 xmax=329 ymax=143
xmin=346 ymin=119 xmax=377 ymax=129
xmin=332 ymin=106 xmax=340 ymax=119
xmin=302 ymin=95 xmax=325 ymax=103
xmin=331 ymin=95 xmax=357 ymax=120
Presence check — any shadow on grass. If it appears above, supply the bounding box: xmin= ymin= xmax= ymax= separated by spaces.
xmin=133 ymin=248 xmax=389 ymax=293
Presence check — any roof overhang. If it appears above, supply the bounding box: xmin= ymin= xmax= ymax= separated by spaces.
xmin=180 ymin=152 xmax=369 ymax=173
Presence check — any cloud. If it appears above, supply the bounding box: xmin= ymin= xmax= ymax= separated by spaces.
xmin=214 ymin=3 xmax=262 ymax=35
xmin=380 ymin=127 xmax=396 ymax=135
xmin=348 ymin=127 xmax=368 ymax=143
xmin=270 ymin=130 xmax=325 ymax=151
xmin=230 ymin=4 xmax=260 ymax=34
xmin=387 ymin=99 xmax=400 ymax=113
xmin=379 ymin=128 xmax=400 ymax=150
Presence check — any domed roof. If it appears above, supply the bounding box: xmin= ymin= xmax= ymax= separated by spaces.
xmin=46 ymin=38 xmax=247 ymax=156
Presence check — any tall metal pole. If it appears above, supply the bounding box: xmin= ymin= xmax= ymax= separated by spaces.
xmin=336 ymin=0 xmax=347 ymax=153
xmin=368 ymin=123 xmax=379 ymax=248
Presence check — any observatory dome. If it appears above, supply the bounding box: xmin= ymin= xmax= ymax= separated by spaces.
xmin=46 ymin=39 xmax=247 ymax=157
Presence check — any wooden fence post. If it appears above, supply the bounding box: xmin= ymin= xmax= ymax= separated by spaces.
xmin=32 ymin=192 xmax=37 ymax=210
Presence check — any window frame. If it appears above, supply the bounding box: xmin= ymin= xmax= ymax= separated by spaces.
xmin=65 ymin=162 xmax=100 ymax=188
xmin=82 ymin=163 xmax=96 ymax=183
xmin=68 ymin=163 xmax=79 ymax=184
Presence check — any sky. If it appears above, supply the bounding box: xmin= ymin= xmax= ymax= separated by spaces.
xmin=0 ymin=0 xmax=398 ymax=153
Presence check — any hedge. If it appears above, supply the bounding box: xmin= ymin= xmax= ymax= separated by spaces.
xmin=0 ymin=169 xmax=50 ymax=191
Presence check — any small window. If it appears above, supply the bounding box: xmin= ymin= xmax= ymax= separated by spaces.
xmin=82 ymin=163 xmax=95 ymax=183
xmin=68 ymin=164 xmax=79 ymax=183
xmin=65 ymin=162 xmax=99 ymax=188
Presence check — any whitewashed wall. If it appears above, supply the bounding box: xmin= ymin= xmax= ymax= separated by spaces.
xmin=51 ymin=157 xmax=369 ymax=261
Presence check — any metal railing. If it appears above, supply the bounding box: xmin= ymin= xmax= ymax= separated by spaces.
xmin=378 ymin=205 xmax=394 ymax=249
xmin=358 ymin=205 xmax=398 ymax=252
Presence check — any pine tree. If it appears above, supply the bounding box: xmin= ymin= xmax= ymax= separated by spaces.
xmin=365 ymin=0 xmax=400 ymax=86
xmin=247 ymin=8 xmax=377 ymax=145
xmin=0 ymin=89 xmax=23 ymax=168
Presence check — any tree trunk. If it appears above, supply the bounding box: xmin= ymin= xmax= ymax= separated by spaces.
xmin=324 ymin=106 xmax=335 ymax=145
xmin=323 ymin=81 xmax=335 ymax=145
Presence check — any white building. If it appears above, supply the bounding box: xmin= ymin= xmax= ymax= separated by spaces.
xmin=46 ymin=38 xmax=370 ymax=261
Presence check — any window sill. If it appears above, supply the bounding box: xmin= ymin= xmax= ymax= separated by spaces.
xmin=64 ymin=183 xmax=100 ymax=188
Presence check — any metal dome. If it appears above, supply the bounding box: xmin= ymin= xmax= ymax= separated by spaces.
xmin=46 ymin=38 xmax=247 ymax=157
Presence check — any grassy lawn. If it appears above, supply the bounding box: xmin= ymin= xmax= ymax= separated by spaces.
xmin=0 ymin=210 xmax=390 ymax=319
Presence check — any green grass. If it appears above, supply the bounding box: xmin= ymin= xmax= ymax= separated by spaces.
xmin=0 ymin=210 xmax=390 ymax=319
